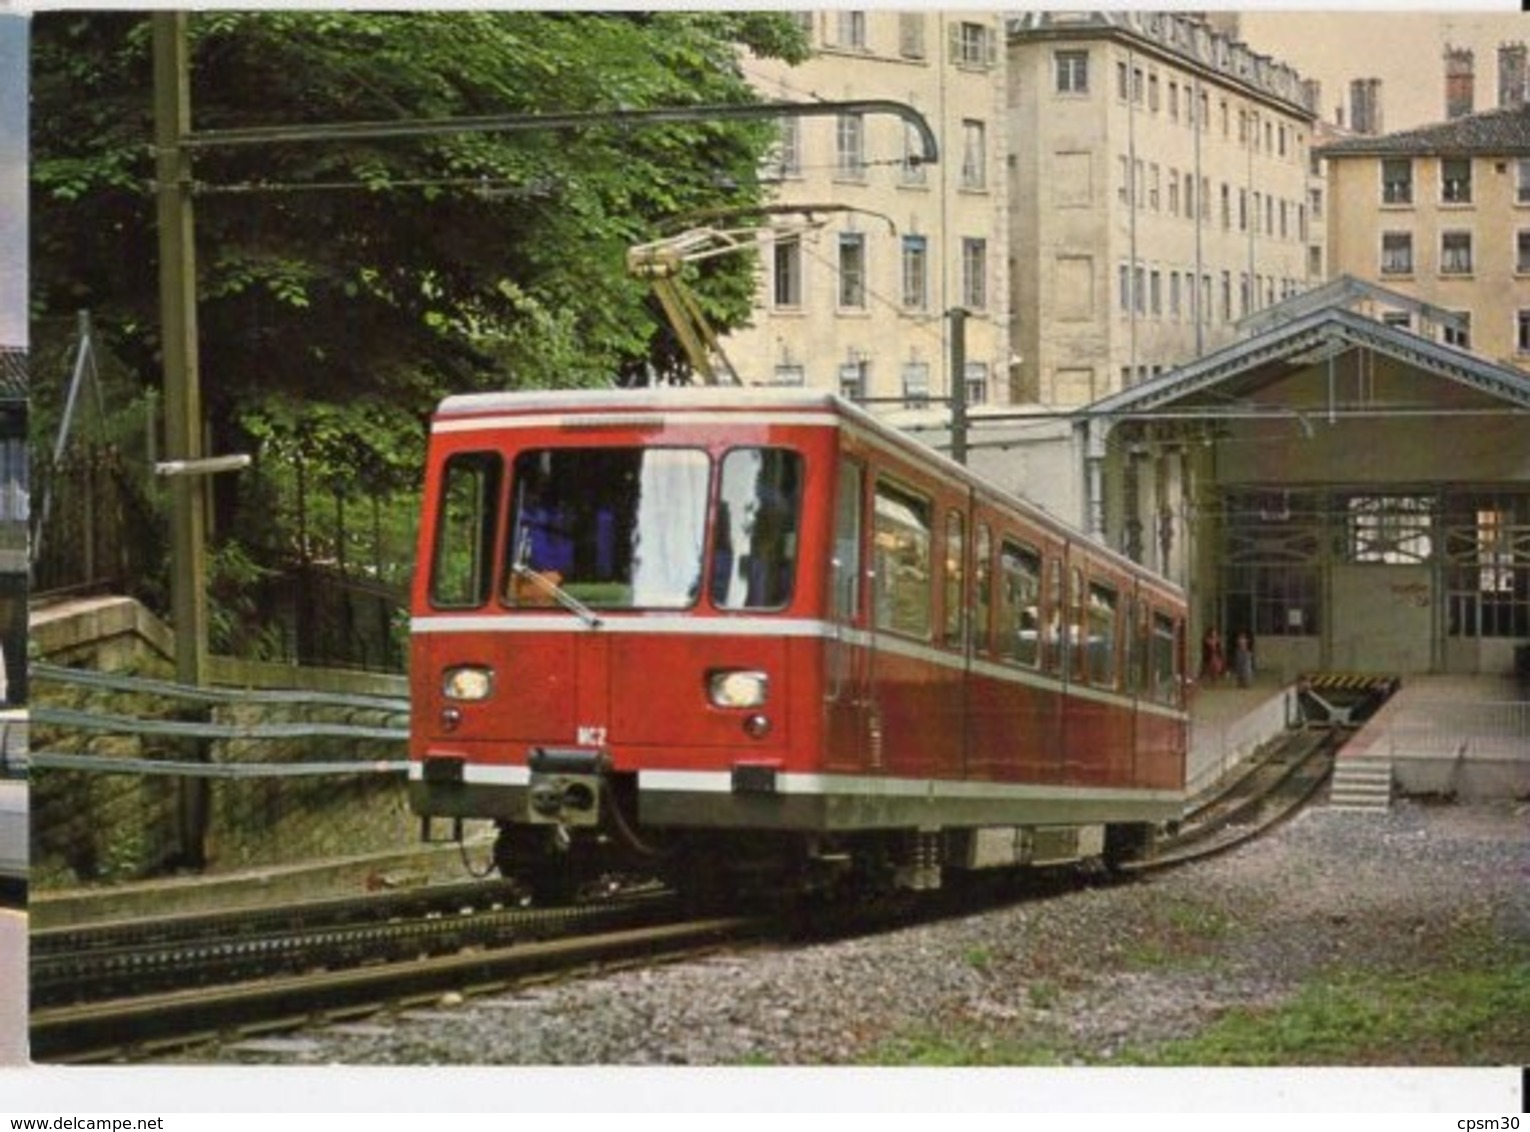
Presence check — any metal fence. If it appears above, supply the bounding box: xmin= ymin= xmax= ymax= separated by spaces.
xmin=1386 ymin=700 xmax=1530 ymax=756
xmin=28 ymin=663 xmax=417 ymax=888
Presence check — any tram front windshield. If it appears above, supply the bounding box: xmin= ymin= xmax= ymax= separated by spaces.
xmin=505 ymin=446 xmax=802 ymax=612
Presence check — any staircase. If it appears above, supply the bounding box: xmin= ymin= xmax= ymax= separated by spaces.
xmin=1326 ymin=755 xmax=1393 ymax=811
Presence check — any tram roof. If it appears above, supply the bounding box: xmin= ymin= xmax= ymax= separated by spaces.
xmin=436 ymin=385 xmax=1182 ymax=595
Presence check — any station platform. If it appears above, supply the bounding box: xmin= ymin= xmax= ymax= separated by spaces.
xmin=1331 ymin=673 xmax=1529 ymax=807
xmin=1185 ymin=678 xmax=1297 ymax=801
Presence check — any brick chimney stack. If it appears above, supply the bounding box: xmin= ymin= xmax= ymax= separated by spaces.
xmin=1499 ymin=42 xmax=1528 ymax=108
xmin=1350 ymin=78 xmax=1383 ymax=135
xmin=1446 ymin=45 xmax=1475 ymax=119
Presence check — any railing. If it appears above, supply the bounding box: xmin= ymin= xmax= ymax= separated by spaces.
xmin=1386 ymin=700 xmax=1530 ymax=757
xmin=28 ymin=664 xmax=415 ymax=887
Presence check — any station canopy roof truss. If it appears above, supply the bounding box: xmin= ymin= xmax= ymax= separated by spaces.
xmin=1086 ymin=277 xmax=1530 ymax=452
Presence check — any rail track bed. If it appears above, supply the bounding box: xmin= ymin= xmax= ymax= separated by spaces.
xmin=30 ymin=725 xmax=1344 ymax=1064
xmin=1131 ymin=726 xmax=1341 ymax=870
xmin=31 ymin=883 xmax=757 ymax=1063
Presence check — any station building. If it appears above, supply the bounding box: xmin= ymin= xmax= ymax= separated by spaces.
xmin=966 ymin=277 xmax=1530 ymax=682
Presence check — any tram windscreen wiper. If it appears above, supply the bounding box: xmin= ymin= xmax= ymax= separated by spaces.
xmin=512 ymin=528 xmax=603 ymax=629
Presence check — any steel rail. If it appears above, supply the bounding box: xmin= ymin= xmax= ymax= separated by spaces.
xmin=30 ymin=915 xmax=759 ymax=1063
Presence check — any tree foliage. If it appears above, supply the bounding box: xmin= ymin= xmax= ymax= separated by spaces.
xmin=31 ymin=10 xmax=809 ymax=500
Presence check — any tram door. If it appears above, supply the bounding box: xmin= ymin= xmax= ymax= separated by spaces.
xmin=824 ymin=459 xmax=871 ymax=771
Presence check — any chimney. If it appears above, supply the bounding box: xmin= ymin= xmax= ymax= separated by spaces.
xmin=1499 ymin=42 xmax=1528 ymax=108
xmin=1445 ymin=45 xmax=1475 ymax=119
xmin=1350 ymin=78 xmax=1383 ymax=135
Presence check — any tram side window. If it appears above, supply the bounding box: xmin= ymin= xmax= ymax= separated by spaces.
xmin=1150 ymin=611 xmax=1180 ymax=705
xmin=831 ymin=461 xmax=864 ymax=621
xmin=1087 ymin=581 xmax=1118 ymax=688
xmin=1043 ymin=557 xmax=1065 ymax=675
xmin=973 ymin=524 xmax=993 ymax=655
xmin=712 ymin=448 xmax=804 ymax=611
xmin=998 ymin=539 xmax=1042 ymax=667
xmin=430 ymin=452 xmax=502 ymax=609
xmin=1070 ymin=567 xmax=1087 ymax=680
xmin=873 ymin=481 xmax=933 ymax=639
xmin=943 ymin=510 xmax=967 ymax=649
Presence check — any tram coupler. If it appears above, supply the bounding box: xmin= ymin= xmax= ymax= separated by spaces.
xmin=527 ymin=747 xmax=609 ymax=827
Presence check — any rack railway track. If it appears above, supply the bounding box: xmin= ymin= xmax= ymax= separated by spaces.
xmin=30 ymin=724 xmax=1343 ymax=1063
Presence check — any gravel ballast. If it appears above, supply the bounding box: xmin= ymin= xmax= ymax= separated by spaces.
xmin=183 ymin=799 xmax=1528 ymax=1068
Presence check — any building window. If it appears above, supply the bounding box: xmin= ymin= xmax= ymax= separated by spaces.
xmin=1517 ymin=158 xmax=1530 ymax=204
xmin=1381 ymin=158 xmax=1413 ymax=205
xmin=1116 ymin=60 xmax=1129 ymax=102
xmin=1441 ymin=157 xmax=1472 ymax=204
xmin=1055 ymin=49 xmax=1089 ymax=93
xmin=1380 ymin=231 xmax=1413 ymax=275
xmin=1118 ymin=155 xmax=1130 ymax=204
xmin=1148 ymin=73 xmax=1160 ymax=112
xmin=952 ymin=21 xmax=995 ymax=68
xmin=1150 ymin=269 xmax=1162 ymax=317
xmin=772 ymin=363 xmax=805 ymax=387
xmin=1444 ymin=311 xmax=1472 ymax=350
xmin=838 ymin=233 xmax=866 ymax=309
xmin=839 ymin=359 xmax=867 ymax=401
xmin=1220 ymin=183 xmax=1231 ymax=229
xmin=1168 ymin=80 xmax=1179 ymax=121
xmin=835 ymin=113 xmax=865 ymax=180
xmin=1440 ymin=230 xmax=1473 ymax=275
xmin=1347 ymin=495 xmax=1434 ymax=565
xmin=835 ymin=10 xmax=866 ymax=50
xmin=1518 ymin=310 xmax=1530 ymax=354
xmin=772 ymin=118 xmax=802 ymax=180
xmin=1383 ymin=311 xmax=1412 ymax=332
xmin=773 ymin=238 xmax=803 ymax=307
xmin=961 ymin=238 xmax=988 ymax=310
xmin=901 ymin=361 xmax=930 ymax=409
xmin=1447 ymin=495 xmax=1530 ymax=639
xmin=901 ymin=123 xmax=929 ymax=186
xmin=901 ymin=236 xmax=928 ymax=310
xmin=964 ymin=362 xmax=989 ymax=406
xmin=898 ymin=12 xmax=925 ymax=59
xmin=1221 ymin=490 xmax=1321 ymax=639
xmin=1118 ymin=263 xmax=1131 ymax=313
xmin=960 ymin=120 xmax=987 ymax=190
xmin=1148 ymin=163 xmax=1160 ymax=210
xmin=1516 ymin=231 xmax=1530 ymax=274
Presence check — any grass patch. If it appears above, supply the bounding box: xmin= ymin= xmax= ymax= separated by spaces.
xmin=862 ymin=1027 xmax=1069 ymax=1067
xmin=1128 ymin=955 xmax=1530 ymax=1066
xmin=1119 ymin=892 xmax=1238 ymax=969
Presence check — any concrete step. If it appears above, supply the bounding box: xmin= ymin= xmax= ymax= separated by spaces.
xmin=1327 ymin=757 xmax=1393 ymax=811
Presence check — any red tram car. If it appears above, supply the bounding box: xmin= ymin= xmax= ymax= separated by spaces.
xmin=409 ymin=387 xmax=1188 ymax=900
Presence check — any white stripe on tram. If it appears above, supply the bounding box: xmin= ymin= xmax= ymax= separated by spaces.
xmin=412 ymin=617 xmax=1188 ymax=722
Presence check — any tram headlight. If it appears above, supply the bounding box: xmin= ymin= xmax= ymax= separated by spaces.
xmin=708 ymin=669 xmax=769 ymax=709
xmin=443 ymin=665 xmax=494 ymax=701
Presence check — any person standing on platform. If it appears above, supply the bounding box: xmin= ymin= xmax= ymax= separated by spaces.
xmin=1200 ymin=626 xmax=1227 ymax=684
xmin=1232 ymin=630 xmax=1255 ymax=688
